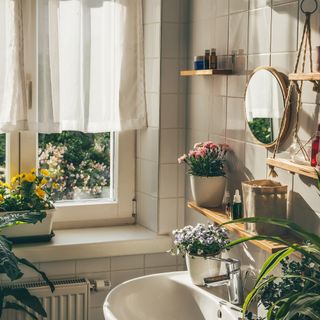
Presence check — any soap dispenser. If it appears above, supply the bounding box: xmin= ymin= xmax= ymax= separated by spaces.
xmin=232 ymin=189 xmax=242 ymax=220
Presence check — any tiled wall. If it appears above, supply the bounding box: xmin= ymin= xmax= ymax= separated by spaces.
xmin=185 ymin=0 xmax=320 ymax=277
xmin=9 ymin=253 xmax=183 ymax=320
xmin=137 ymin=0 xmax=189 ymax=234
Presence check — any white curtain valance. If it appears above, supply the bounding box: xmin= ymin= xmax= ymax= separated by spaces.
xmin=0 ymin=0 xmax=28 ymax=132
xmin=0 ymin=0 xmax=147 ymax=133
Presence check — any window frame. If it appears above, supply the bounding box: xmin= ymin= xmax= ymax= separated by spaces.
xmin=5 ymin=0 xmax=136 ymax=229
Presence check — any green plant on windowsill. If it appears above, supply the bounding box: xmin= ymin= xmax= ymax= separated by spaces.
xmin=0 ymin=211 xmax=54 ymax=319
xmin=222 ymin=217 xmax=320 ymax=320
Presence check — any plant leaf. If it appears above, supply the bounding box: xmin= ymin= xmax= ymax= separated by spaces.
xmin=255 ymin=247 xmax=295 ymax=287
xmin=280 ymin=293 xmax=320 ymax=320
xmin=222 ymin=217 xmax=320 ymax=247
xmin=0 ymin=211 xmax=46 ymax=231
xmin=4 ymin=287 xmax=47 ymax=317
xmin=4 ymin=301 xmax=38 ymax=320
xmin=0 ymin=236 xmax=22 ymax=281
xmin=18 ymin=258 xmax=55 ymax=293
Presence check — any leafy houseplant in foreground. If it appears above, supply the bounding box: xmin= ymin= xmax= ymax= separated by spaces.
xmin=178 ymin=142 xmax=229 ymax=207
xmin=222 ymin=217 xmax=320 ymax=320
xmin=170 ymin=223 xmax=229 ymax=285
xmin=0 ymin=211 xmax=54 ymax=318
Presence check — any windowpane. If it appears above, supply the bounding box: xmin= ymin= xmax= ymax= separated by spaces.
xmin=38 ymin=132 xmax=111 ymax=202
xmin=0 ymin=134 xmax=5 ymax=182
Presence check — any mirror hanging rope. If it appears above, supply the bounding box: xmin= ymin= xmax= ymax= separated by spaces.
xmin=269 ymin=3 xmax=318 ymax=177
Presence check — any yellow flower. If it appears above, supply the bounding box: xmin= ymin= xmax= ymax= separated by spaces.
xmin=3 ymin=183 xmax=12 ymax=189
xmin=11 ymin=175 xmax=19 ymax=184
xmin=52 ymin=182 xmax=59 ymax=189
xmin=40 ymin=169 xmax=50 ymax=177
xmin=40 ymin=178 xmax=48 ymax=186
xmin=24 ymin=173 xmax=36 ymax=183
xmin=0 ymin=181 xmax=4 ymax=187
xmin=0 ymin=194 xmax=4 ymax=202
xmin=35 ymin=186 xmax=45 ymax=199
xmin=30 ymin=168 xmax=36 ymax=174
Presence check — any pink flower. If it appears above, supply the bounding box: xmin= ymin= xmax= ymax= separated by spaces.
xmin=178 ymin=154 xmax=187 ymax=164
xmin=193 ymin=142 xmax=202 ymax=149
xmin=203 ymin=141 xmax=213 ymax=148
xmin=188 ymin=150 xmax=197 ymax=157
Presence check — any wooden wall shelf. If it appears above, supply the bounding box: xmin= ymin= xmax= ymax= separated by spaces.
xmin=180 ymin=69 xmax=233 ymax=76
xmin=288 ymin=72 xmax=320 ymax=81
xmin=188 ymin=201 xmax=299 ymax=254
xmin=266 ymin=158 xmax=318 ymax=180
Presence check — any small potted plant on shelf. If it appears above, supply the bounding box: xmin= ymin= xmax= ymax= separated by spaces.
xmin=0 ymin=168 xmax=55 ymax=239
xmin=178 ymin=142 xmax=229 ymax=207
xmin=170 ymin=223 xmax=229 ymax=285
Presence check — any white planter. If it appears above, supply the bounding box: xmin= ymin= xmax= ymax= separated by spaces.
xmin=190 ymin=175 xmax=226 ymax=207
xmin=185 ymin=253 xmax=221 ymax=286
xmin=1 ymin=210 xmax=54 ymax=238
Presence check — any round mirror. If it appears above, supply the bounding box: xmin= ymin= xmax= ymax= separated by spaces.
xmin=245 ymin=67 xmax=289 ymax=147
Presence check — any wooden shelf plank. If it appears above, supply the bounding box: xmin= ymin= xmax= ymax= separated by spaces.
xmin=266 ymin=158 xmax=318 ymax=180
xmin=188 ymin=201 xmax=298 ymax=254
xmin=180 ymin=69 xmax=233 ymax=76
xmin=288 ymin=72 xmax=320 ymax=81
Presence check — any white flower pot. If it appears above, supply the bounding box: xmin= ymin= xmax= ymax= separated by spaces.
xmin=0 ymin=210 xmax=55 ymax=238
xmin=190 ymin=175 xmax=226 ymax=207
xmin=186 ymin=253 xmax=221 ymax=286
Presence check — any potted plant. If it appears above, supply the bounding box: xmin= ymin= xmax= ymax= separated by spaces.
xmin=0 ymin=211 xmax=54 ymax=318
xmin=223 ymin=217 xmax=320 ymax=320
xmin=170 ymin=223 xmax=229 ymax=285
xmin=0 ymin=168 xmax=55 ymax=239
xmin=178 ymin=142 xmax=229 ymax=207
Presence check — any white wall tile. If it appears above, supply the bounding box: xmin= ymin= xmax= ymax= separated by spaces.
xmin=161 ymin=59 xmax=180 ymax=94
xmin=145 ymin=253 xmax=177 ymax=268
xmin=162 ymin=23 xmax=180 ymax=58
xmin=160 ymin=129 xmax=179 ymax=163
xmin=143 ymin=0 xmax=161 ymax=24
xmin=162 ymin=0 xmax=180 ymax=22
xmin=76 ymin=258 xmax=110 ymax=274
xmin=39 ymin=260 xmax=76 ymax=278
xmin=110 ymin=269 xmax=144 ymax=288
xmin=229 ymin=0 xmax=249 ymax=13
xmin=229 ymin=11 xmax=248 ymax=54
xmin=159 ymin=164 xmax=178 ymax=198
xmin=226 ymin=97 xmax=246 ymax=141
xmin=159 ymin=198 xmax=178 ymax=234
xmin=144 ymin=23 xmax=161 ymax=58
xmin=111 ymin=255 xmax=144 ymax=271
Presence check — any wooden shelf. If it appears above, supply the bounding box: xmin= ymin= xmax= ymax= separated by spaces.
xmin=188 ymin=201 xmax=299 ymax=254
xmin=288 ymin=72 xmax=320 ymax=81
xmin=180 ymin=69 xmax=233 ymax=77
xmin=266 ymin=158 xmax=318 ymax=180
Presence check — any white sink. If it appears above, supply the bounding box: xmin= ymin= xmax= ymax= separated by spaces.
xmin=103 ymin=271 xmax=242 ymax=320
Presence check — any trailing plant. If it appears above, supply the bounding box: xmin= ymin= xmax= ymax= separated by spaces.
xmin=178 ymin=142 xmax=229 ymax=177
xmin=0 ymin=211 xmax=54 ymax=318
xmin=222 ymin=217 xmax=320 ymax=320
xmin=170 ymin=223 xmax=229 ymax=257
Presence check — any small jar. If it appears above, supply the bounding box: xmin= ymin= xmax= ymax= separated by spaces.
xmin=194 ymin=56 xmax=204 ymax=70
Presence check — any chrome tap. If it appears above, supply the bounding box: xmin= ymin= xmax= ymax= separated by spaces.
xmin=203 ymin=257 xmax=244 ymax=306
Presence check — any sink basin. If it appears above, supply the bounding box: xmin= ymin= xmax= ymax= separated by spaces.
xmin=103 ymin=271 xmax=242 ymax=320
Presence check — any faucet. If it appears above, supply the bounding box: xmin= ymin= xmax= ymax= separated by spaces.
xmin=203 ymin=257 xmax=244 ymax=306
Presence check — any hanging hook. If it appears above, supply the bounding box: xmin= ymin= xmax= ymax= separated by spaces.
xmin=300 ymin=0 xmax=318 ymax=15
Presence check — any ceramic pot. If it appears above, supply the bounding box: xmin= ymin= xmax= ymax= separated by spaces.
xmin=185 ymin=253 xmax=221 ymax=286
xmin=190 ymin=175 xmax=226 ymax=207
xmin=1 ymin=209 xmax=55 ymax=238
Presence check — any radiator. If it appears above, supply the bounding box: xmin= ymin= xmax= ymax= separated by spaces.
xmin=2 ymin=278 xmax=90 ymax=320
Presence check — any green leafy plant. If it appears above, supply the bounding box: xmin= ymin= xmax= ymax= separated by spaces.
xmin=222 ymin=217 xmax=320 ymax=320
xmin=178 ymin=142 xmax=229 ymax=177
xmin=0 ymin=211 xmax=54 ymax=318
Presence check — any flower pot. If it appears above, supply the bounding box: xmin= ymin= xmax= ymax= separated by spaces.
xmin=0 ymin=210 xmax=54 ymax=238
xmin=190 ymin=175 xmax=226 ymax=207
xmin=185 ymin=253 xmax=221 ymax=286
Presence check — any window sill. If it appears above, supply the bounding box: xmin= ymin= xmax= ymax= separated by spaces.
xmin=13 ymin=225 xmax=172 ymax=263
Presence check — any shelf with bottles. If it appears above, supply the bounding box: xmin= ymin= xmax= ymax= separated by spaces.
xmin=180 ymin=69 xmax=233 ymax=76
xmin=266 ymin=158 xmax=318 ymax=180
xmin=187 ymin=201 xmax=298 ymax=254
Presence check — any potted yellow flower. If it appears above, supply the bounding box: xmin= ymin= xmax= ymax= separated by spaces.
xmin=0 ymin=168 xmax=55 ymax=240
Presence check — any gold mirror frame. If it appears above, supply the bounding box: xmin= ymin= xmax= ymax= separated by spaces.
xmin=244 ymin=66 xmax=289 ymax=148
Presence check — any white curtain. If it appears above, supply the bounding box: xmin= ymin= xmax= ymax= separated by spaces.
xmin=0 ymin=0 xmax=28 ymax=132
xmin=37 ymin=0 xmax=146 ymax=133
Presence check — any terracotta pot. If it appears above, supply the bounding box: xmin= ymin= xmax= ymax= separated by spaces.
xmin=185 ymin=253 xmax=221 ymax=286
xmin=1 ymin=209 xmax=55 ymax=238
xmin=190 ymin=175 xmax=226 ymax=207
